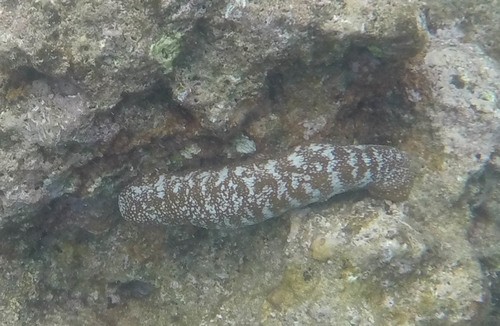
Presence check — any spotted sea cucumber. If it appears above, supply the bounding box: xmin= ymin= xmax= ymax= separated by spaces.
xmin=118 ymin=144 xmax=414 ymax=229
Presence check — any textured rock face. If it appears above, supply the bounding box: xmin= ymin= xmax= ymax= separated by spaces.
xmin=0 ymin=0 xmax=499 ymax=325
xmin=168 ymin=0 xmax=427 ymax=133
xmin=0 ymin=0 xmax=426 ymax=226
xmin=424 ymin=0 xmax=500 ymax=61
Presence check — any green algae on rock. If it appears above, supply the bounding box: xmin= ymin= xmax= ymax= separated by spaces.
xmin=149 ymin=33 xmax=183 ymax=73
xmin=118 ymin=144 xmax=414 ymax=228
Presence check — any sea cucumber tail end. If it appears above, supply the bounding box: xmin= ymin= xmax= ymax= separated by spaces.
xmin=367 ymin=147 xmax=415 ymax=202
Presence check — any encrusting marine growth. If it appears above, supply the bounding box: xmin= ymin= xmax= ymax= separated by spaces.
xmin=119 ymin=144 xmax=414 ymax=228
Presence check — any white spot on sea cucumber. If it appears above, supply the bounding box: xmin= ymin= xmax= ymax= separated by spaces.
xmin=310 ymin=144 xmax=325 ymax=152
xmin=216 ymin=167 xmax=229 ymax=186
xmin=277 ymin=180 xmax=288 ymax=198
xmin=330 ymin=171 xmax=345 ymax=193
xmin=172 ymin=181 xmax=181 ymax=194
xmin=232 ymin=193 xmax=243 ymax=211
xmin=362 ymin=152 xmax=372 ymax=166
xmin=291 ymin=173 xmax=301 ymax=189
xmin=320 ymin=146 xmax=335 ymax=160
xmin=186 ymin=174 xmax=195 ymax=188
xmin=244 ymin=207 xmax=255 ymax=219
xmin=198 ymin=171 xmax=212 ymax=181
xmin=145 ymin=209 xmax=159 ymax=222
xmin=348 ymin=150 xmax=359 ymax=179
xmin=154 ymin=174 xmax=165 ymax=199
xmin=326 ymin=160 xmax=337 ymax=174
xmin=302 ymin=183 xmax=320 ymax=198
xmin=242 ymin=176 xmax=256 ymax=194
xmin=261 ymin=185 xmax=273 ymax=196
xmin=131 ymin=186 xmax=147 ymax=197
xmin=358 ymin=170 xmax=373 ymax=188
xmin=373 ymin=149 xmax=387 ymax=166
xmin=287 ymin=152 xmax=305 ymax=168
xmin=234 ymin=166 xmax=245 ymax=177
xmin=264 ymin=160 xmax=279 ymax=175
xmin=198 ymin=171 xmax=212 ymax=193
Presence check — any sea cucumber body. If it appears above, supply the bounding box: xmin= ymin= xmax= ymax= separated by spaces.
xmin=118 ymin=144 xmax=414 ymax=228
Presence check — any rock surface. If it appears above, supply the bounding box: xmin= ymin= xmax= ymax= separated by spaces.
xmin=0 ymin=0 xmax=499 ymax=325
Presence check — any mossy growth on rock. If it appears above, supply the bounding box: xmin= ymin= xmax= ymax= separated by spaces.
xmin=149 ymin=33 xmax=183 ymax=73
xmin=263 ymin=264 xmax=320 ymax=312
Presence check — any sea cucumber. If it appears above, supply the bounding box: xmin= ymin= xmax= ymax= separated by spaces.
xmin=118 ymin=144 xmax=414 ymax=229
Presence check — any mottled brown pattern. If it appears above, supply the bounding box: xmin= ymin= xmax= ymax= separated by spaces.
xmin=118 ymin=144 xmax=414 ymax=229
